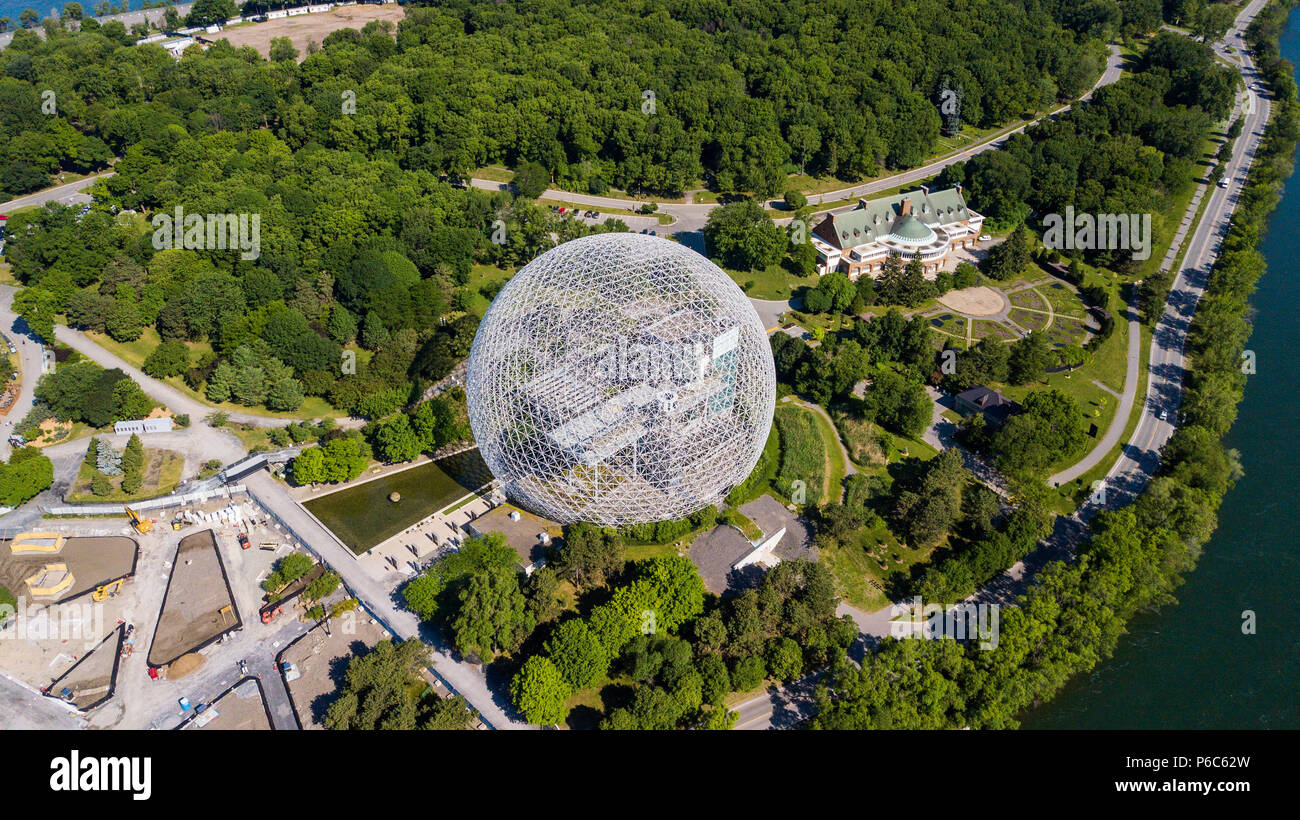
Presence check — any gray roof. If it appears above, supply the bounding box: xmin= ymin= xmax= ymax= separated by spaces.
xmin=814 ymin=187 xmax=975 ymax=251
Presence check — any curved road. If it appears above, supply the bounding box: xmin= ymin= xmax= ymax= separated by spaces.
xmin=738 ymin=2 xmax=1271 ymax=728
xmin=467 ymin=44 xmax=1127 ymax=243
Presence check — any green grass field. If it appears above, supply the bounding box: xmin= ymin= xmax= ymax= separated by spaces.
xmin=772 ymin=403 xmax=830 ymax=506
xmin=66 ymin=444 xmax=184 ymax=503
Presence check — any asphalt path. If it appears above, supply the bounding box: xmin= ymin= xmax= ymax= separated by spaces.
xmin=735 ymin=2 xmax=1272 ymax=728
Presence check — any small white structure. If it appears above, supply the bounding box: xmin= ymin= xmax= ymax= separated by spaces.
xmin=286 ymin=6 xmax=309 ymax=16
xmin=160 ymin=36 xmax=197 ymax=58
xmin=307 ymin=3 xmax=333 ymax=13
xmin=732 ymin=527 xmax=786 ymax=571
xmin=113 ymin=417 xmax=174 ymax=435
xmin=266 ymin=9 xmax=289 ymax=19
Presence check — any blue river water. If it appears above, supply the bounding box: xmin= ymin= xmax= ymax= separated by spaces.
xmin=1 ymin=1 xmax=145 ymax=25
xmin=1024 ymin=8 xmax=1300 ymax=729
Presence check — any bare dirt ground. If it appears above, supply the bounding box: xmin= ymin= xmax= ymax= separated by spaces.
xmin=46 ymin=624 xmax=123 ymax=710
xmin=148 ymin=529 xmax=238 ymax=667
xmin=0 ymin=535 xmax=137 ymax=603
xmin=281 ymin=616 xmax=390 ymax=729
xmin=214 ymin=5 xmax=406 ymax=60
xmin=936 ymin=285 xmax=1007 ymax=317
xmin=188 ymin=678 xmax=270 ymax=730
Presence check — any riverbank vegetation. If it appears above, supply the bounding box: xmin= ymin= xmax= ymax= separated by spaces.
xmin=814 ymin=0 xmax=1300 ymax=729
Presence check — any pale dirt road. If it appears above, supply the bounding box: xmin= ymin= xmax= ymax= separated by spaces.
xmin=213 ymin=5 xmax=405 ymax=60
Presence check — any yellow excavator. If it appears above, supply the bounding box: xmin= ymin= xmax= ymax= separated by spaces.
xmin=92 ymin=578 xmax=126 ymax=601
xmin=125 ymin=506 xmax=153 ymax=534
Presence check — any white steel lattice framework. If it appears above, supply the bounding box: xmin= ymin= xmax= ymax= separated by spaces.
xmin=466 ymin=233 xmax=776 ymax=526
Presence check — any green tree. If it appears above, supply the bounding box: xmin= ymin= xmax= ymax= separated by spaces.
xmin=450 ymin=565 xmax=534 ymax=661
xmin=1008 ymin=330 xmax=1051 ymax=384
xmin=545 ymin=619 xmax=608 ymax=690
xmin=120 ymin=433 xmax=144 ymax=495
xmin=143 ymin=341 xmax=190 ymax=379
xmin=374 ymin=413 xmax=423 ymax=463
xmin=510 ymin=656 xmax=571 ymax=727
xmin=0 ymin=449 xmax=53 ymax=506
xmin=553 ymin=522 xmax=623 ymax=589
xmin=704 ymin=200 xmax=785 ymax=271
xmin=513 ymin=161 xmax=550 ymax=199
xmin=325 ymin=640 xmax=431 ymax=730
xmin=269 ymin=36 xmax=299 ymax=62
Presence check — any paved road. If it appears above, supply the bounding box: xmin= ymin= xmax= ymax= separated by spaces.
xmin=0 ymin=5 xmax=195 ymax=50
xmin=1083 ymin=0 xmax=1270 ymax=516
xmin=740 ymin=7 xmax=1273 ymax=727
xmin=465 ymin=44 xmax=1128 ymax=247
xmin=731 ymin=672 xmax=825 ymax=730
xmin=0 ymin=671 xmax=86 ymax=729
xmin=242 ymin=470 xmax=531 ymax=729
xmin=0 ymin=285 xmax=47 ymax=461
xmin=0 ymin=172 xmax=109 ymax=214
xmin=51 ymin=314 xmax=362 ymax=430
xmin=796 ymin=44 xmax=1126 ymax=210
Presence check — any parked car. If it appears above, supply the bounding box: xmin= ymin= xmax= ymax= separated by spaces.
xmin=1158 ymin=408 xmax=1169 ymax=421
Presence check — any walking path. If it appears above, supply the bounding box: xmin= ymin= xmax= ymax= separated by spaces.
xmin=737 ymin=2 xmax=1272 ymax=727
xmin=1048 ymin=294 xmax=1141 ymax=487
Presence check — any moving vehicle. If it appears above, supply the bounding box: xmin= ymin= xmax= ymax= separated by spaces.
xmin=1218 ymin=179 xmax=1230 ymax=188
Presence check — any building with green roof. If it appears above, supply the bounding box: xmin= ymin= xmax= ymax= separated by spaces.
xmin=809 ymin=185 xmax=984 ymax=280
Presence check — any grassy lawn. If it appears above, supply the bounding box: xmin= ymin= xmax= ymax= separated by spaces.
xmin=821 ymin=517 xmax=931 ymax=611
xmin=1049 ymin=322 xmax=1151 ymax=512
xmin=473 ymin=166 xmax=515 ymax=183
xmin=780 ymin=122 xmax=1013 ymax=198
xmin=82 ymin=329 xmax=342 ymax=420
xmin=1008 ymin=288 xmax=1048 ymax=310
xmin=67 ymin=445 xmax=184 ymax=503
xmin=773 ymin=403 xmax=832 ymax=505
xmin=807 ymin=406 xmax=848 ymax=504
xmin=725 ymin=262 xmax=805 ymax=301
xmin=1036 ymin=280 xmax=1090 ymax=318
xmin=537 ymin=197 xmax=675 ymax=225
xmin=461 ymin=263 xmax=515 ymax=316
xmin=829 ymin=408 xmax=888 ymax=468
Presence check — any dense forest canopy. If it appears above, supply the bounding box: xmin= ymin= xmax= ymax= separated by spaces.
xmin=0 ymin=0 xmax=1114 ymax=421
xmin=2 ymin=0 xmax=1107 ymax=198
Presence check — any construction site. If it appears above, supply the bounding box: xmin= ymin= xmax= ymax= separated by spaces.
xmin=278 ymin=615 xmax=391 ymax=729
xmin=43 ymin=622 xmax=130 ymax=711
xmin=180 ymin=677 xmax=273 ymax=731
xmin=147 ymin=529 xmax=241 ymax=671
xmin=0 ymin=531 xmax=138 ymax=605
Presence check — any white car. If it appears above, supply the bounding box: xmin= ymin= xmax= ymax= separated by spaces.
xmin=979 ymin=234 xmax=991 ymax=241
xmin=1218 ymin=179 xmax=1229 ymax=188
xmin=1159 ymin=408 xmax=1169 ymax=421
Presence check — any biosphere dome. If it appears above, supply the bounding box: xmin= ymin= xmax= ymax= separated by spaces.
xmin=465 ymin=232 xmax=776 ymax=526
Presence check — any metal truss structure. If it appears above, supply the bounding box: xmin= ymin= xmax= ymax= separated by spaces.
xmin=466 ymin=233 xmax=776 ymax=526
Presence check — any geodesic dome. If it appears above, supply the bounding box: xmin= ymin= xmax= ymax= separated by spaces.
xmin=466 ymin=233 xmax=776 ymax=526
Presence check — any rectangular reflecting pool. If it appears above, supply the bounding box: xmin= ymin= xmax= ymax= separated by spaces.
xmin=303 ymin=450 xmax=493 ymax=554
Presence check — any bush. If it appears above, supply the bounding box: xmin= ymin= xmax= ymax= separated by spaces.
xmin=303 ymin=570 xmax=341 ymax=603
